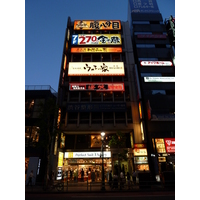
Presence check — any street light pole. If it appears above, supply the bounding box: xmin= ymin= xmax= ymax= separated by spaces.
xmin=101 ymin=132 xmax=105 ymax=191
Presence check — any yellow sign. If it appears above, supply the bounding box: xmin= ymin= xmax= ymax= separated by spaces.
xmin=58 ymin=152 xmax=63 ymax=167
xmin=74 ymin=20 xmax=121 ymax=30
xmin=71 ymin=47 xmax=122 ymax=53
xmin=133 ymin=148 xmax=148 ymax=156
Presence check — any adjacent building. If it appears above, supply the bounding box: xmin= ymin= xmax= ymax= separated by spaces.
xmin=128 ymin=0 xmax=175 ymax=179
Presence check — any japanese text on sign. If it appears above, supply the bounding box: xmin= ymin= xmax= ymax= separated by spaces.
xmin=74 ymin=20 xmax=121 ymax=30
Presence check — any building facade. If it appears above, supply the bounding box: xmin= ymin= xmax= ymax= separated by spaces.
xmin=53 ymin=17 xmax=149 ymax=181
xmin=128 ymin=0 xmax=175 ymax=180
xmin=25 ymin=85 xmax=57 ymax=184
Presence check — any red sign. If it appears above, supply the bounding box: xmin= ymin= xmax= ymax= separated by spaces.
xmin=164 ymin=138 xmax=175 ymax=153
xmin=137 ymin=34 xmax=167 ymax=39
xmin=69 ymin=83 xmax=124 ymax=92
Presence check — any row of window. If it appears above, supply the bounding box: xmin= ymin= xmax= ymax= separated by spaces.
xmin=71 ymin=53 xmax=124 ymax=62
xmin=67 ymin=110 xmax=132 ymax=125
xmin=64 ymin=90 xmax=130 ymax=102
xmin=136 ymin=44 xmax=171 ymax=48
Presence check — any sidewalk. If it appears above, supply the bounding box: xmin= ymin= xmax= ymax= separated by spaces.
xmin=25 ymin=180 xmax=174 ymax=194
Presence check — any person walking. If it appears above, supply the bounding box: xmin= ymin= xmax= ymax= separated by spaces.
xmin=109 ymin=170 xmax=113 ymax=188
xmin=81 ymin=169 xmax=84 ymax=182
xmin=127 ymin=172 xmax=130 ymax=190
xmin=27 ymin=170 xmax=34 ymax=186
xmin=132 ymin=171 xmax=137 ymax=185
xmin=120 ymin=171 xmax=124 ymax=189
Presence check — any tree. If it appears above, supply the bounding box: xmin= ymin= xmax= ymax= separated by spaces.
xmin=108 ymin=131 xmax=128 ymax=180
xmin=37 ymin=97 xmax=59 ymax=187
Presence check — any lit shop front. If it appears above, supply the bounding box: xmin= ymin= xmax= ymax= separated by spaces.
xmin=153 ymin=138 xmax=175 ymax=173
xmin=57 ymin=151 xmax=112 ymax=181
xmin=133 ymin=144 xmax=150 ymax=171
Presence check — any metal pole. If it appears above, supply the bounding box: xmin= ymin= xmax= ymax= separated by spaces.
xmin=101 ymin=141 xmax=105 ymax=191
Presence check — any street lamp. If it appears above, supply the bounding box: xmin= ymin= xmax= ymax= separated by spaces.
xmin=101 ymin=132 xmax=105 ymax=191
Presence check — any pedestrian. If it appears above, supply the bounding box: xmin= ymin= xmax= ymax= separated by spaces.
xmin=70 ymin=169 xmax=73 ymax=181
xmin=51 ymin=171 xmax=55 ymax=185
xmin=127 ymin=172 xmax=130 ymax=190
xmin=27 ymin=170 xmax=34 ymax=186
xmin=132 ymin=171 xmax=137 ymax=185
xmin=109 ymin=170 xmax=113 ymax=188
xmin=120 ymin=171 xmax=124 ymax=189
xmin=81 ymin=169 xmax=84 ymax=182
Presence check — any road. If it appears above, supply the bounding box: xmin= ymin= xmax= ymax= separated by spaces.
xmin=25 ymin=191 xmax=175 ymax=200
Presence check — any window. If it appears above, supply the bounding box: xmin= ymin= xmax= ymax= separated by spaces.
xmin=104 ymin=112 xmax=114 ymax=124
xmin=113 ymin=76 xmax=123 ymax=82
xmin=73 ymin=54 xmax=81 ymax=62
xmin=132 ymin=21 xmax=150 ymax=24
xmin=103 ymin=92 xmax=113 ymax=101
xmin=102 ymin=76 xmax=112 ymax=82
xmin=92 ymin=76 xmax=101 ymax=82
xmin=115 ymin=112 xmax=126 ymax=124
xmin=138 ymin=58 xmax=158 ymax=61
xmin=83 ymin=54 xmax=91 ymax=62
xmin=70 ymin=76 xmax=80 ymax=82
xmin=80 ymin=91 xmax=90 ymax=101
xmin=102 ymin=54 xmax=110 ymax=62
xmin=92 ymin=54 xmax=101 ymax=62
xmin=127 ymin=107 xmax=133 ymax=123
xmin=25 ymin=126 xmax=40 ymax=147
xmin=80 ymin=112 xmax=90 ymax=124
xmin=114 ymin=92 xmax=124 ymax=101
xmin=25 ymin=99 xmax=35 ymax=118
xmin=125 ymin=86 xmax=130 ymax=101
xmin=136 ymin=44 xmax=155 ymax=48
xmin=81 ymin=76 xmax=90 ymax=82
xmin=68 ymin=112 xmax=78 ymax=124
xmin=112 ymin=54 xmax=120 ymax=62
xmin=91 ymin=91 xmax=101 ymax=101
xmin=69 ymin=91 xmax=79 ymax=102
xmin=91 ymin=112 xmax=102 ymax=124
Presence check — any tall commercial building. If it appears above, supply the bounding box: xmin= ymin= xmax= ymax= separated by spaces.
xmin=128 ymin=0 xmax=175 ymax=179
xmin=54 ymin=17 xmax=149 ymax=181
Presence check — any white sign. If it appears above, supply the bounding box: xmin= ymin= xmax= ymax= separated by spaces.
xmin=64 ymin=151 xmax=111 ymax=158
xmin=133 ymin=148 xmax=148 ymax=156
xmin=68 ymin=62 xmax=125 ymax=76
xmin=144 ymin=77 xmax=175 ymax=82
xmin=140 ymin=61 xmax=173 ymax=66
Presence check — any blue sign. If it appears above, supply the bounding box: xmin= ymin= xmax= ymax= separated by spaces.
xmin=129 ymin=0 xmax=160 ymax=13
xmin=66 ymin=103 xmax=127 ymax=112
xmin=71 ymin=34 xmax=78 ymax=45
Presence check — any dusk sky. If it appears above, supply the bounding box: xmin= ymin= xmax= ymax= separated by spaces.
xmin=25 ymin=0 xmax=175 ymax=92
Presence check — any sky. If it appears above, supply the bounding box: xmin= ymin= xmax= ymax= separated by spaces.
xmin=25 ymin=0 xmax=175 ymax=92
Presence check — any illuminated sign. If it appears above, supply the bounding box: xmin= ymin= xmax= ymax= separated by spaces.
xmin=58 ymin=152 xmax=63 ymax=167
xmin=69 ymin=83 xmax=124 ymax=92
xmin=71 ymin=34 xmax=122 ymax=45
xmin=74 ymin=20 xmax=121 ymax=30
xmin=164 ymin=138 xmax=175 ymax=153
xmin=68 ymin=62 xmax=125 ymax=76
xmin=137 ymin=34 xmax=166 ymax=39
xmin=136 ymin=164 xmax=149 ymax=171
xmin=155 ymin=139 xmax=166 ymax=153
xmin=140 ymin=61 xmax=173 ymax=66
xmin=144 ymin=77 xmax=175 ymax=82
xmin=134 ymin=144 xmax=146 ymax=148
xmin=64 ymin=151 xmax=111 ymax=158
xmin=129 ymin=0 xmax=160 ymax=13
xmin=91 ymin=135 xmax=102 ymax=148
xmin=138 ymin=102 xmax=143 ymax=119
xmin=71 ymin=47 xmax=122 ymax=53
xmin=133 ymin=148 xmax=148 ymax=156
xmin=134 ymin=157 xmax=148 ymax=164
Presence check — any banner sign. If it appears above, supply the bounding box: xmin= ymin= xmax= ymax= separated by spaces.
xmin=140 ymin=61 xmax=173 ymax=66
xmin=66 ymin=103 xmax=127 ymax=112
xmin=144 ymin=77 xmax=175 ymax=82
xmin=134 ymin=157 xmax=148 ymax=164
xmin=133 ymin=148 xmax=148 ymax=156
xmin=69 ymin=83 xmax=124 ymax=92
xmin=129 ymin=0 xmax=160 ymax=13
xmin=74 ymin=20 xmax=121 ymax=30
xmin=137 ymin=34 xmax=166 ymax=39
xmin=65 ymin=151 xmax=111 ymax=158
xmin=68 ymin=62 xmax=125 ymax=76
xmin=71 ymin=34 xmax=122 ymax=45
xmin=164 ymin=138 xmax=175 ymax=153
xmin=71 ymin=47 xmax=122 ymax=53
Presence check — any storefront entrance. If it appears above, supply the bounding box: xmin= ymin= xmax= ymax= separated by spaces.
xmin=62 ymin=158 xmax=112 ymax=182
